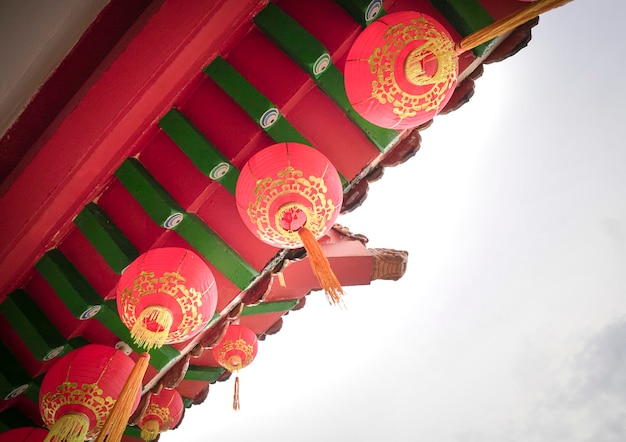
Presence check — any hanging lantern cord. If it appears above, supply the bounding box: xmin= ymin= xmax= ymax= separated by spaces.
xmin=456 ymin=0 xmax=574 ymax=54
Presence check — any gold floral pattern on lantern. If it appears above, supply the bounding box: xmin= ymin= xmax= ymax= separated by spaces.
xmin=213 ymin=338 xmax=256 ymax=372
xmin=369 ymin=16 xmax=456 ymax=119
xmin=40 ymin=382 xmax=113 ymax=439
xmin=118 ymin=271 xmax=204 ymax=342
xmin=144 ymin=403 xmax=174 ymax=431
xmin=247 ymin=166 xmax=339 ymax=247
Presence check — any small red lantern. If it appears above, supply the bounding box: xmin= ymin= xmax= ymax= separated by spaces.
xmin=211 ymin=324 xmax=258 ymax=410
xmin=0 ymin=428 xmax=48 ymax=442
xmin=236 ymin=142 xmax=345 ymax=304
xmin=138 ymin=389 xmax=184 ymax=441
xmin=116 ymin=247 xmax=218 ymax=351
xmin=39 ymin=344 xmax=143 ymax=441
xmin=344 ymin=11 xmax=458 ymax=130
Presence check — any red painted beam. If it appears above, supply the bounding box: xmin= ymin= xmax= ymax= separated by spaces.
xmin=0 ymin=0 xmax=268 ymax=297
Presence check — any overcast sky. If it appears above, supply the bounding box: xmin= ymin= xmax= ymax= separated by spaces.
xmin=171 ymin=1 xmax=626 ymax=441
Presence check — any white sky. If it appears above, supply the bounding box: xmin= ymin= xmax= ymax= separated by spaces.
xmin=172 ymin=1 xmax=626 ymax=441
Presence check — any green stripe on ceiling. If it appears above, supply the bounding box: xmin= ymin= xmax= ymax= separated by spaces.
xmin=0 ymin=290 xmax=68 ymax=362
xmin=254 ymin=2 xmax=399 ymax=153
xmin=35 ymin=250 xmax=103 ymax=320
xmin=240 ymin=299 xmax=299 ymax=316
xmin=97 ymin=300 xmax=179 ymax=371
xmin=182 ymin=396 xmax=194 ymax=409
xmin=124 ymin=425 xmax=142 ymax=439
xmin=184 ymin=365 xmax=224 ymax=382
xmin=115 ymin=157 xmax=188 ymax=228
xmin=203 ymin=56 xmax=349 ymax=187
xmin=74 ymin=202 xmax=139 ymax=274
xmin=203 ymin=56 xmax=310 ymax=146
xmin=0 ymin=408 xmax=36 ymax=433
xmin=430 ymin=0 xmax=496 ymax=57
xmin=115 ymin=158 xmax=258 ymax=289
xmin=22 ymin=374 xmax=42 ymax=405
xmin=0 ymin=342 xmax=31 ymax=401
xmin=158 ymin=109 xmax=239 ymax=194
xmin=335 ymin=0 xmax=386 ymax=26
xmin=175 ymin=214 xmax=258 ymax=290
xmin=254 ymin=2 xmax=331 ymax=80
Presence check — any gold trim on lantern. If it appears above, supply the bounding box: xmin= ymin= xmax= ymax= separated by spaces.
xmin=130 ymin=305 xmax=174 ymax=351
xmin=44 ymin=412 xmax=90 ymax=442
xmin=41 ymin=382 xmax=114 ymax=439
xmin=118 ymin=271 xmax=206 ymax=345
xmin=140 ymin=419 xmax=161 ymax=442
xmin=369 ymin=16 xmax=456 ymax=118
xmin=247 ymin=166 xmax=339 ymax=247
xmin=214 ymin=339 xmax=256 ymax=372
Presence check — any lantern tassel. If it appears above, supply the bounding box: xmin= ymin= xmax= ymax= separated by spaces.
xmin=298 ymin=227 xmax=344 ymax=306
xmin=140 ymin=419 xmax=161 ymax=442
xmin=45 ymin=412 xmax=90 ymax=442
xmin=456 ymin=0 xmax=574 ymax=53
xmin=95 ymin=353 xmax=150 ymax=442
xmin=131 ymin=305 xmax=173 ymax=351
xmin=233 ymin=375 xmax=240 ymax=411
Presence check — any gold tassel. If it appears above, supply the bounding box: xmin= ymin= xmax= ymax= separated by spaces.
xmin=45 ymin=412 xmax=90 ymax=442
xmin=140 ymin=419 xmax=160 ymax=441
xmin=456 ymin=0 xmax=574 ymax=53
xmin=298 ymin=227 xmax=344 ymax=305
xmin=233 ymin=375 xmax=240 ymax=411
xmin=131 ymin=306 xmax=173 ymax=351
xmin=95 ymin=353 xmax=150 ymax=442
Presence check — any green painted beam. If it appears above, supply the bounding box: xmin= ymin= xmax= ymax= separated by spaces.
xmin=0 ymin=342 xmax=31 ymax=401
xmin=254 ymin=2 xmax=399 ymax=153
xmin=124 ymin=425 xmax=142 ymax=439
xmin=254 ymin=2 xmax=332 ymax=79
xmin=35 ymin=250 xmax=103 ymax=320
xmin=240 ymin=299 xmax=299 ymax=316
xmin=23 ymin=374 xmax=43 ymax=405
xmin=74 ymin=202 xmax=139 ymax=274
xmin=158 ymin=109 xmax=239 ymax=194
xmin=184 ymin=365 xmax=224 ymax=382
xmin=0 ymin=290 xmax=68 ymax=362
xmin=182 ymin=396 xmax=194 ymax=409
xmin=203 ymin=56 xmax=349 ymax=187
xmin=430 ymin=0 xmax=496 ymax=56
xmin=175 ymin=214 xmax=258 ymax=290
xmin=203 ymin=56 xmax=310 ymax=146
xmin=115 ymin=158 xmax=187 ymax=229
xmin=97 ymin=300 xmax=180 ymax=371
xmin=115 ymin=158 xmax=258 ymax=290
xmin=335 ymin=0 xmax=385 ymax=26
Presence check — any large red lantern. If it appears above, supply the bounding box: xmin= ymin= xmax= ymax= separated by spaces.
xmin=236 ymin=142 xmax=345 ymax=304
xmin=211 ymin=324 xmax=258 ymax=410
xmin=116 ymin=247 xmax=218 ymax=351
xmin=138 ymin=389 xmax=184 ymax=441
xmin=39 ymin=345 xmax=144 ymax=442
xmin=0 ymin=428 xmax=48 ymax=441
xmin=344 ymin=10 xmax=457 ymax=130
xmin=345 ymin=0 xmax=572 ymax=130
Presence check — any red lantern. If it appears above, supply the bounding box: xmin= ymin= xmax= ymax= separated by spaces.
xmin=236 ymin=142 xmax=345 ymax=304
xmin=116 ymin=247 xmax=218 ymax=351
xmin=138 ymin=388 xmax=183 ymax=441
xmin=0 ymin=428 xmax=48 ymax=442
xmin=39 ymin=344 xmax=143 ymax=441
xmin=211 ymin=324 xmax=258 ymax=410
xmin=345 ymin=0 xmax=572 ymax=130
xmin=344 ymin=11 xmax=458 ymax=130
